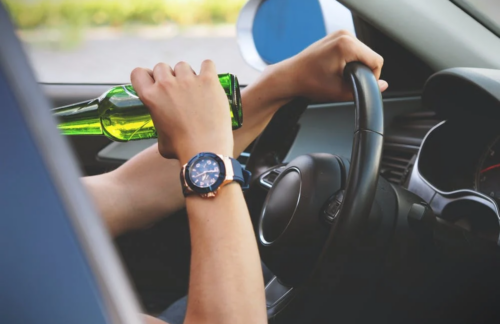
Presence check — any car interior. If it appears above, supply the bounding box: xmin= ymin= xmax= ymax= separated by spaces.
xmin=2 ymin=0 xmax=500 ymax=323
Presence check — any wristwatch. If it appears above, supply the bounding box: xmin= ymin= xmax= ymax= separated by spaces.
xmin=180 ymin=152 xmax=251 ymax=198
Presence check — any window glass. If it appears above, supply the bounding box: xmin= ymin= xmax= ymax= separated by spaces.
xmin=3 ymin=0 xmax=261 ymax=84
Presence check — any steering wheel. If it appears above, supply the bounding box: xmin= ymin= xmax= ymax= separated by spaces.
xmin=247 ymin=62 xmax=384 ymax=323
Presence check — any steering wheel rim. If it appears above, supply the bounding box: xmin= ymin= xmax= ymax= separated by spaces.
xmin=247 ymin=62 xmax=384 ymax=322
xmin=329 ymin=61 xmax=384 ymax=250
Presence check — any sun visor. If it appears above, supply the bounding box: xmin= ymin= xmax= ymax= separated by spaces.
xmin=422 ymin=67 xmax=500 ymax=119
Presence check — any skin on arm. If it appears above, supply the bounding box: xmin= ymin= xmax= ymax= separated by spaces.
xmin=82 ymin=147 xmax=183 ymax=237
xmin=85 ymin=30 xmax=388 ymax=237
xmin=144 ymin=314 xmax=170 ymax=324
xmin=233 ymin=30 xmax=387 ymax=154
xmin=132 ymin=60 xmax=267 ymax=324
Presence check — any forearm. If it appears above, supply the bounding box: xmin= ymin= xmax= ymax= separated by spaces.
xmin=83 ymin=172 xmax=126 ymax=236
xmin=233 ymin=64 xmax=293 ymax=155
xmin=184 ymin=184 xmax=266 ymax=324
xmin=84 ymin=145 xmax=184 ymax=236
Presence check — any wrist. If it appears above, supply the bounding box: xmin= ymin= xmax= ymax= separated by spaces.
xmin=177 ymin=142 xmax=233 ymax=165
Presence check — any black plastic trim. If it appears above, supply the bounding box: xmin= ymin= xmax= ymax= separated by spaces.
xmin=423 ymin=68 xmax=500 ymax=119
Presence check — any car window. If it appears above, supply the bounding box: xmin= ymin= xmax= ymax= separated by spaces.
xmin=3 ymin=0 xmax=261 ymax=85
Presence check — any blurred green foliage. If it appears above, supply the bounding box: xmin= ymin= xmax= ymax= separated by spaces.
xmin=2 ymin=0 xmax=247 ymax=30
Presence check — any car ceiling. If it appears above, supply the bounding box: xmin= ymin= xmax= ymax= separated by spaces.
xmin=340 ymin=0 xmax=500 ymax=71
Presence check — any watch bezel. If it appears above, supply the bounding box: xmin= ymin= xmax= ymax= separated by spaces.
xmin=184 ymin=152 xmax=226 ymax=195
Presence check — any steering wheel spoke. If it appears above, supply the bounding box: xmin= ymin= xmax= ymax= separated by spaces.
xmin=259 ymin=165 xmax=287 ymax=190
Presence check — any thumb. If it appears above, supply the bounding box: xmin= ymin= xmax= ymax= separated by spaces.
xmin=378 ymin=80 xmax=389 ymax=92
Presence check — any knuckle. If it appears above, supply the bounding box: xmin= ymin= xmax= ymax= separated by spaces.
xmin=377 ymin=54 xmax=384 ymax=66
xmin=334 ymin=29 xmax=351 ymax=37
xmin=154 ymin=62 xmax=171 ymax=75
xmin=153 ymin=63 xmax=166 ymax=76
xmin=153 ymin=62 xmax=164 ymax=71
xmin=175 ymin=61 xmax=189 ymax=69
xmin=334 ymin=35 xmax=355 ymax=52
xmin=130 ymin=67 xmax=142 ymax=79
xmin=202 ymin=59 xmax=214 ymax=66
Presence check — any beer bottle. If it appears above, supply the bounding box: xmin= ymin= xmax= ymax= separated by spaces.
xmin=53 ymin=73 xmax=242 ymax=142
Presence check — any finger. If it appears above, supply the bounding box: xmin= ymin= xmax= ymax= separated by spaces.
xmin=153 ymin=63 xmax=174 ymax=82
xmin=354 ymin=41 xmax=384 ymax=79
xmin=199 ymin=59 xmax=217 ymax=77
xmin=130 ymin=67 xmax=154 ymax=96
xmin=329 ymin=29 xmax=355 ymax=40
xmin=333 ymin=35 xmax=384 ymax=80
xmin=174 ymin=61 xmax=195 ymax=78
xmin=378 ymin=80 xmax=389 ymax=92
xmin=144 ymin=68 xmax=154 ymax=78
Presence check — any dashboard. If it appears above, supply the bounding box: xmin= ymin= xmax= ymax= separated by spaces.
xmin=408 ymin=118 xmax=500 ymax=244
xmin=417 ymin=118 xmax=500 ymax=200
xmin=407 ymin=67 xmax=500 ymax=244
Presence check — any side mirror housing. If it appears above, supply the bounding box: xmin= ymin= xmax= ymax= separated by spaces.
xmin=237 ymin=0 xmax=356 ymax=71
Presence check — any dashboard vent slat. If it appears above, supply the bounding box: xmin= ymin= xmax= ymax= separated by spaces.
xmin=381 ymin=110 xmax=442 ymax=186
xmin=381 ymin=148 xmax=417 ymax=185
xmin=383 ymin=161 xmax=408 ymax=169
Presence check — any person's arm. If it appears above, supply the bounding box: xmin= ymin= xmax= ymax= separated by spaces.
xmin=141 ymin=184 xmax=264 ymax=324
xmin=132 ymin=60 xmax=267 ymax=324
xmin=82 ymin=147 xmax=182 ymax=237
xmin=85 ymin=30 xmax=388 ymax=237
xmin=182 ymin=184 xmax=265 ymax=324
xmin=82 ymin=63 xmax=287 ymax=237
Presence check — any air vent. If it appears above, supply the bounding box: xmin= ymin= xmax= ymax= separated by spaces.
xmin=381 ymin=144 xmax=418 ymax=185
xmin=382 ymin=110 xmax=442 ymax=186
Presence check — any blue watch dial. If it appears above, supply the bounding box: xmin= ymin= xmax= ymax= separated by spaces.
xmin=188 ymin=156 xmax=221 ymax=188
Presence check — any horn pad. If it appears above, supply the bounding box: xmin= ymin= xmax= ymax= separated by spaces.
xmin=258 ymin=153 xmax=346 ymax=286
xmin=260 ymin=168 xmax=301 ymax=244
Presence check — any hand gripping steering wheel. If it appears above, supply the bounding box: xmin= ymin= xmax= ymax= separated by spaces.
xmin=252 ymin=62 xmax=384 ymax=323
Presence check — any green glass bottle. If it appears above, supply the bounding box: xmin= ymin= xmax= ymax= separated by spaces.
xmin=53 ymin=73 xmax=243 ymax=142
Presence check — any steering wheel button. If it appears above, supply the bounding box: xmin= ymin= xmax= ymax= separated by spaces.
xmin=327 ymin=201 xmax=341 ymax=215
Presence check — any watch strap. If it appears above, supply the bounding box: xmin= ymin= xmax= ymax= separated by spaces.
xmin=230 ymin=157 xmax=251 ymax=190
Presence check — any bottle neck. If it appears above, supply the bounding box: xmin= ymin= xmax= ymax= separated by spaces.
xmin=53 ymin=99 xmax=102 ymax=135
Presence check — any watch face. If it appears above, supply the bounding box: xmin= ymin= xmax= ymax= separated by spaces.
xmin=188 ymin=156 xmax=221 ymax=188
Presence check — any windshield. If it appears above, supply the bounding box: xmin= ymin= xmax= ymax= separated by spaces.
xmin=454 ymin=0 xmax=500 ymax=37
xmin=3 ymin=0 xmax=260 ymax=85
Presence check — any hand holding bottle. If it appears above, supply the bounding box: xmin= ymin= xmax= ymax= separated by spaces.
xmin=53 ymin=73 xmax=241 ymax=142
xmin=131 ymin=61 xmax=234 ymax=164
